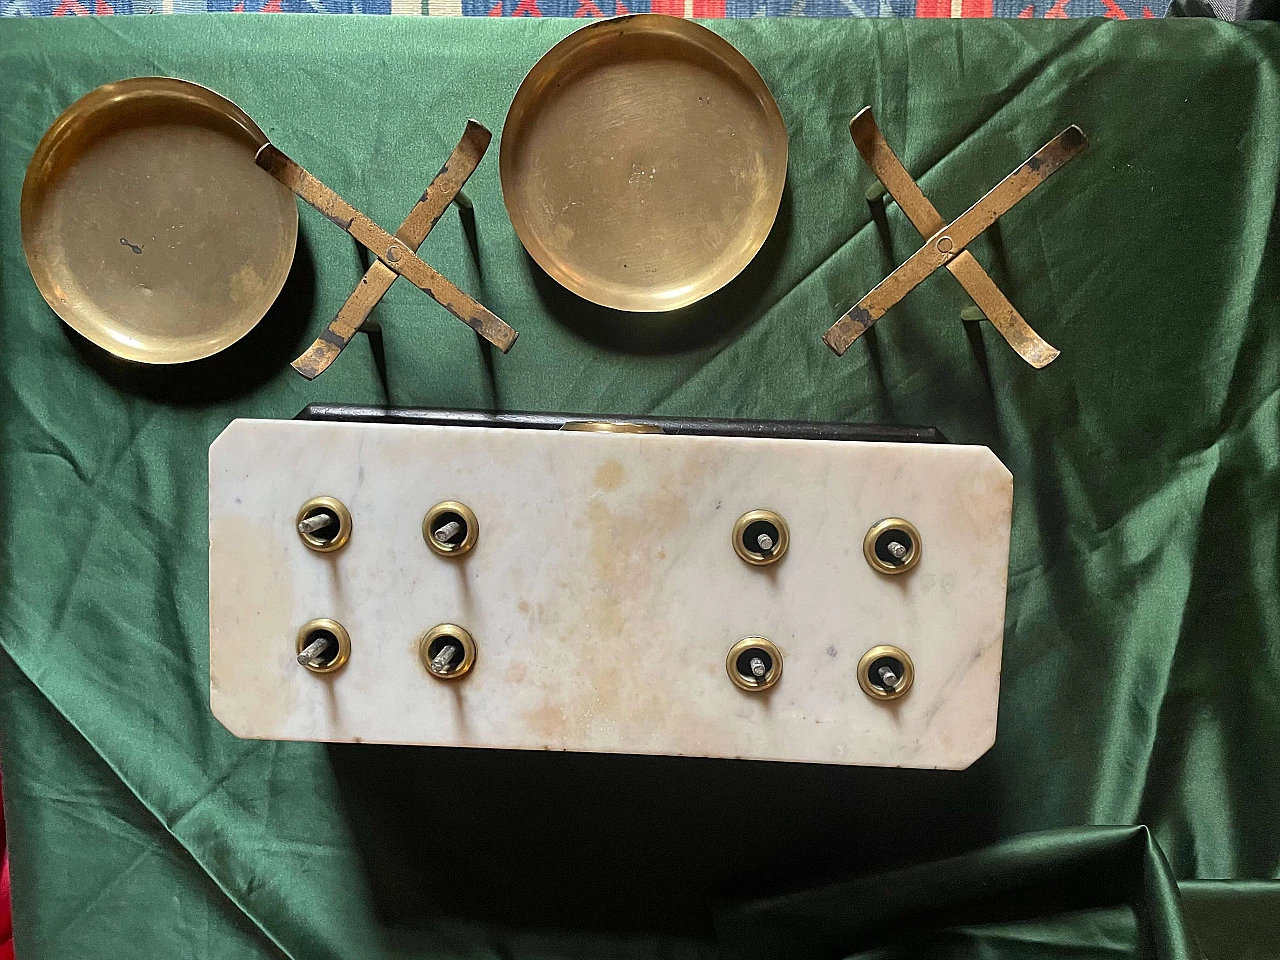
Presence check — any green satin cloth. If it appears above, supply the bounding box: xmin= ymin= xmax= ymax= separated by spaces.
xmin=1 ymin=13 xmax=1278 ymax=960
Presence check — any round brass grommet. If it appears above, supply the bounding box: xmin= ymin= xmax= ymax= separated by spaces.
xmin=862 ymin=518 xmax=921 ymax=575
xmin=732 ymin=510 xmax=789 ymax=566
xmin=727 ymin=637 xmax=783 ymax=692
xmin=423 ymin=501 xmax=479 ymax=557
xmin=296 ymin=496 xmax=352 ymax=553
xmin=419 ymin=624 xmax=477 ymax=681
xmin=559 ymin=420 xmax=663 ymax=434
xmin=857 ymin=645 xmax=914 ymax=701
xmin=295 ymin=618 xmax=351 ymax=675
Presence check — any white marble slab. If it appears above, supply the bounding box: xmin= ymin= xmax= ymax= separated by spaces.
xmin=209 ymin=419 xmax=1012 ymax=768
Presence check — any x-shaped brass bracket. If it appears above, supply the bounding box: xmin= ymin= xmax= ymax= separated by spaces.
xmin=255 ymin=121 xmax=516 ymax=381
xmin=824 ymin=108 xmax=1086 ymax=368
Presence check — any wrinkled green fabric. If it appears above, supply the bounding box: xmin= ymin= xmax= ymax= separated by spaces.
xmin=1 ymin=13 xmax=1278 ymax=960
xmin=719 ymin=826 xmax=1195 ymax=960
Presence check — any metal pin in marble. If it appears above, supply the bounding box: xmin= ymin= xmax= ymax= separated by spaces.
xmin=434 ymin=520 xmax=463 ymax=544
xmin=297 ymin=635 xmax=332 ymax=668
xmin=298 ymin=513 xmax=335 ymax=537
xmin=431 ymin=644 xmax=459 ymax=674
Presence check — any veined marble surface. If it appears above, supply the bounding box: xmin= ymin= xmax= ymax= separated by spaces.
xmin=209 ymin=419 xmax=1012 ymax=768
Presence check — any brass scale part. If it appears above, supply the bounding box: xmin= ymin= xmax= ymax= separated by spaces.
xmin=294 ymin=499 xmax=919 ymax=698
xmin=19 ymin=78 xmax=300 ymax=366
xmin=419 ymin=623 xmax=477 ymax=680
xmin=499 ymin=14 xmax=789 ymax=314
xmin=255 ymin=123 xmax=518 ymax=379
xmin=270 ymin=102 xmax=1083 ymax=369
xmin=826 ymin=108 xmax=1088 ymax=368
xmin=422 ymin=500 xmax=480 ymax=558
xmin=24 ymin=76 xmax=1082 ymax=370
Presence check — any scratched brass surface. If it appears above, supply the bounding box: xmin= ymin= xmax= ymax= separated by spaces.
xmin=849 ymin=108 xmax=1060 ymax=369
xmin=20 ymin=78 xmax=297 ymax=364
xmin=256 ymin=145 xmax=518 ymax=354
xmin=824 ymin=125 xmax=1086 ymax=357
xmin=291 ymin=120 xmax=494 ymax=380
xmin=500 ymin=15 xmax=788 ymax=312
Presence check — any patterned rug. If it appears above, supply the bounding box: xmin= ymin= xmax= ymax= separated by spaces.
xmin=2 ymin=0 xmax=1162 ymax=19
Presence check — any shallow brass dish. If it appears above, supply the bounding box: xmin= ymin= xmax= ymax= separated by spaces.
xmin=500 ymin=16 xmax=788 ymax=313
xmin=20 ymin=77 xmax=297 ymax=364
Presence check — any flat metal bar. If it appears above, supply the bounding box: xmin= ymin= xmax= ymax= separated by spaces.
xmin=291 ymin=121 xmax=494 ymax=379
xmin=295 ymin=403 xmax=950 ymax=444
xmin=825 ymin=125 xmax=1086 ymax=357
xmin=849 ymin=108 xmax=1062 ymax=369
xmin=256 ymin=144 xmax=518 ymax=354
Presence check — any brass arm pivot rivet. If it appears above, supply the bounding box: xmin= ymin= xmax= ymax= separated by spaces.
xmin=420 ymin=624 xmax=477 ymax=681
xmin=727 ymin=637 xmax=783 ymax=692
xmin=862 ymin=518 xmax=921 ymax=575
xmin=296 ymin=497 xmax=352 ymax=553
xmin=423 ymin=501 xmax=479 ymax=558
xmin=296 ymin=619 xmax=351 ymax=675
xmin=857 ymin=645 xmax=913 ymax=700
xmin=732 ymin=510 xmax=789 ymax=566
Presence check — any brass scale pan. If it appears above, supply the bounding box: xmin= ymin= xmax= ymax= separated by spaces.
xmin=500 ymin=15 xmax=787 ymax=313
xmin=21 ymin=18 xmax=787 ymax=363
xmin=21 ymin=77 xmax=297 ymax=365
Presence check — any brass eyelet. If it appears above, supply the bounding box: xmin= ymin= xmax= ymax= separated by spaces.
xmin=857 ymin=645 xmax=914 ymax=701
xmin=862 ymin=518 xmax=921 ymax=575
xmin=732 ymin=510 xmax=789 ymax=566
xmin=296 ymin=496 xmax=352 ymax=553
xmin=295 ymin=618 xmax=351 ymax=675
xmin=423 ymin=501 xmax=479 ymax=558
xmin=726 ymin=637 xmax=783 ymax=692
xmin=419 ymin=624 xmax=477 ymax=681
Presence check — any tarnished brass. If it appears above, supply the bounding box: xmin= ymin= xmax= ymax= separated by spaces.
xmin=857 ymin=645 xmax=914 ymax=701
xmin=559 ymin=421 xmax=664 ymax=434
xmin=291 ymin=121 xmax=494 ymax=380
xmin=296 ymin=496 xmax=352 ymax=553
xmin=296 ymin=619 xmax=351 ymax=675
xmin=727 ymin=637 xmax=783 ymax=692
xmin=848 ymin=108 xmax=1060 ymax=368
xmin=500 ymin=15 xmax=788 ymax=312
xmin=825 ymin=119 xmax=1086 ymax=359
xmin=732 ymin=509 xmax=789 ymax=566
xmin=256 ymin=144 xmax=518 ymax=353
xmin=420 ymin=623 xmax=477 ymax=681
xmin=863 ymin=517 xmax=921 ymax=575
xmin=423 ymin=501 xmax=479 ymax=558
xmin=20 ymin=77 xmax=297 ymax=364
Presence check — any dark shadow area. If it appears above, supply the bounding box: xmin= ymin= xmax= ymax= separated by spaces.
xmin=867 ymin=190 xmax=897 ymax=273
xmin=366 ymin=326 xmax=390 ymax=403
xmin=985 ymin=221 xmax=1013 ymax=284
xmin=962 ymin=316 xmax=995 ymax=399
xmin=529 ymin=182 xmax=794 ymax=356
xmin=63 ymin=232 xmax=317 ymax=405
xmin=459 ymin=202 xmax=482 ymax=282
xmin=717 ymin=825 xmax=1184 ymax=960
xmin=327 ymin=743 xmax=1002 ymax=936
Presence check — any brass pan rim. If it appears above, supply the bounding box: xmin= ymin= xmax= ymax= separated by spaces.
xmin=500 ymin=15 xmax=788 ymax=313
xmin=20 ymin=77 xmax=299 ymax=365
